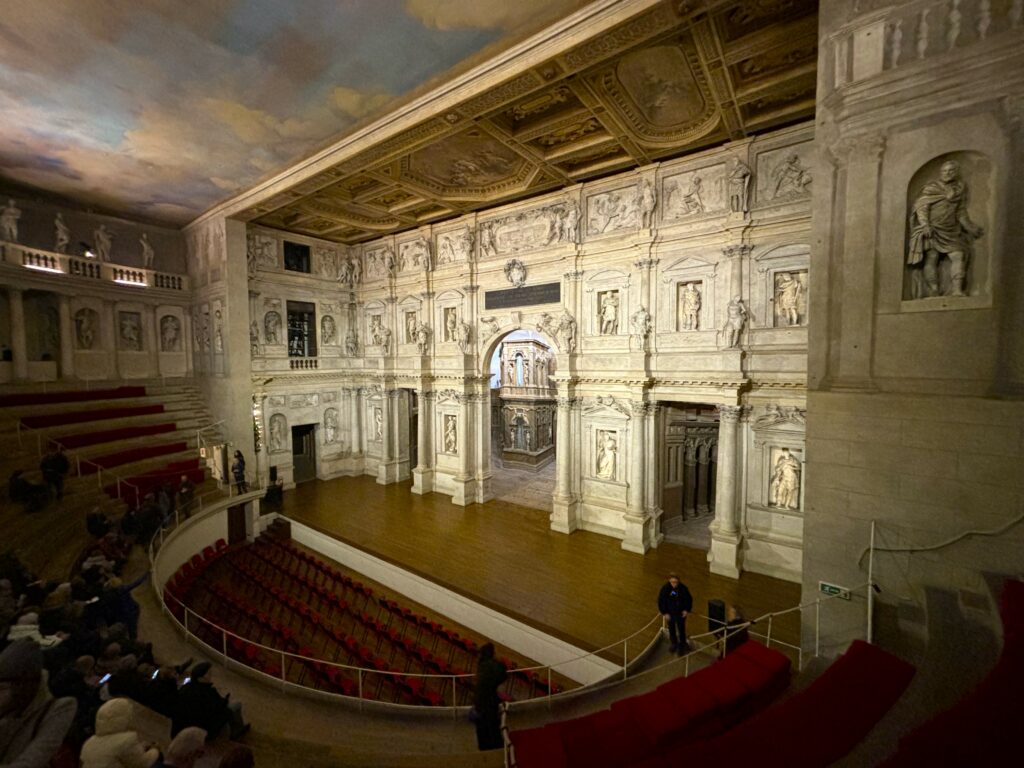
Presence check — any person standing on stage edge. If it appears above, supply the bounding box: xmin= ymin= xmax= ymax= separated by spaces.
xmin=472 ymin=643 xmax=507 ymax=751
xmin=658 ymin=572 xmax=693 ymax=655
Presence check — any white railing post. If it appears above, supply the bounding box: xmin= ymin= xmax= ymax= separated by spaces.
xmin=280 ymin=651 xmax=286 ymax=690
xmin=815 ymin=599 xmax=821 ymax=658
xmin=867 ymin=519 xmax=876 ymax=644
xmin=222 ymin=629 xmax=228 ymax=662
xmin=766 ymin=614 xmax=774 ymax=648
xmin=357 ymin=669 xmax=364 ymax=710
xmin=547 ymin=668 xmax=553 ymax=707
xmin=684 ymin=654 xmax=690 ymax=677
xmin=183 ymin=607 xmax=190 ymax=638
xmin=622 ymin=638 xmax=628 ymax=680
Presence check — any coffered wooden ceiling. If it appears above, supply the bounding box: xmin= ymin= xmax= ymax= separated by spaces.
xmin=244 ymin=0 xmax=818 ymax=244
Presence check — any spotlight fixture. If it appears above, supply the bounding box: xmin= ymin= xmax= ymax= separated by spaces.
xmin=79 ymin=242 xmax=96 ymax=259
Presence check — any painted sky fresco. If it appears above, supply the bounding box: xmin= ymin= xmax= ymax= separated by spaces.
xmin=0 ymin=0 xmax=586 ymax=224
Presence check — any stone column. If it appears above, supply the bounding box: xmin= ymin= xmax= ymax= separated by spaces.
xmin=412 ymin=389 xmax=433 ymax=495
xmin=644 ymin=404 xmax=663 ymax=548
xmin=57 ymin=294 xmax=74 ymax=380
xmin=182 ymin=312 xmax=194 ymax=376
xmin=473 ymin=384 xmax=492 ymax=503
xmin=145 ymin=305 xmax=160 ymax=376
xmin=683 ymin=438 xmax=698 ymax=519
xmin=621 ymin=400 xmax=652 ymax=553
xmin=451 ymin=394 xmax=473 ymax=506
xmin=550 ymin=393 xmax=578 ymax=533
xmin=7 ymin=288 xmax=28 ymax=380
xmin=709 ymin=405 xmax=742 ymax=577
xmin=103 ymin=301 xmax=118 ymax=379
xmin=376 ymin=389 xmax=392 ymax=485
xmin=349 ymin=388 xmax=363 ymax=458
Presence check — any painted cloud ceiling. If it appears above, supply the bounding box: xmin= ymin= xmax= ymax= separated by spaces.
xmin=0 ymin=0 xmax=588 ymax=224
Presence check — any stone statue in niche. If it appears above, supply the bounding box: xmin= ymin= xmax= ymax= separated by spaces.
xmin=160 ymin=315 xmax=181 ymax=352
xmin=321 ymin=315 xmax=337 ymax=345
xmin=639 ymin=179 xmax=657 ymax=228
xmin=774 ymin=272 xmax=807 ymax=326
xmin=596 ymin=430 xmax=618 ymax=480
xmin=680 ymin=282 xmax=701 ymax=330
xmin=630 ymin=305 xmax=652 ymax=349
xmin=345 ymin=329 xmax=359 ymax=357
xmin=505 ymin=357 xmax=515 ymax=385
xmin=720 ymin=296 xmax=748 ymax=349
xmin=444 ymin=307 xmax=458 ymax=342
xmin=382 ymin=246 xmax=396 ymax=277
xmin=504 ymin=259 xmax=527 ymax=288
xmin=93 ymin=225 xmax=113 ymax=262
xmin=54 ymin=214 xmax=70 ymax=254
xmin=373 ymin=407 xmax=383 ymax=440
xmin=324 ymin=409 xmax=338 ymax=444
xmin=74 ymin=308 xmax=98 ymax=350
xmin=727 ymin=158 xmax=751 ymax=213
xmin=213 ymin=310 xmax=223 ymax=353
xmin=269 ymin=414 xmax=287 ymax=453
xmin=478 ymin=221 xmax=497 ymax=258
xmin=264 ymin=312 xmax=281 ymax=345
xmin=405 ymin=312 xmax=417 ymax=344
xmin=414 ymin=322 xmax=432 ymax=355
xmin=200 ymin=313 xmax=210 ymax=352
xmin=599 ymin=291 xmax=619 ymax=335
xmin=456 ymin=321 xmax=472 ymax=354
xmin=769 ymin=447 xmax=801 ymax=510
xmin=140 ymin=234 xmax=155 ymax=268
xmin=118 ymin=312 xmax=142 ymax=351
xmin=558 ymin=312 xmax=578 ymax=353
xmin=906 ymin=159 xmax=985 ymax=298
xmin=444 ymin=415 xmax=458 ymax=454
xmin=770 ymin=153 xmax=813 ymax=200
xmin=249 ymin=321 xmax=260 ymax=356
xmin=1 ymin=199 xmax=20 ymax=242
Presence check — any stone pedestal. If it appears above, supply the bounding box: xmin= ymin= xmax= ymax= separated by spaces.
xmin=708 ymin=526 xmax=742 ymax=578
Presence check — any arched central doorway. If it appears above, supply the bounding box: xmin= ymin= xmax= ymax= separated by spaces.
xmin=485 ymin=329 xmax=557 ymax=512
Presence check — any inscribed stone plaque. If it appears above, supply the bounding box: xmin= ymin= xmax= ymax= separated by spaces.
xmin=485 ymin=282 xmax=561 ymax=310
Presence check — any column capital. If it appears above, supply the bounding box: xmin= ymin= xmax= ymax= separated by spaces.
xmin=717 ymin=404 xmax=742 ymax=422
xmin=722 ymin=244 xmax=752 ymax=260
xmin=632 ymin=257 xmax=659 ymax=271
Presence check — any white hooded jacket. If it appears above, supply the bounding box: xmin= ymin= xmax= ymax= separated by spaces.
xmin=80 ymin=698 xmax=159 ymax=768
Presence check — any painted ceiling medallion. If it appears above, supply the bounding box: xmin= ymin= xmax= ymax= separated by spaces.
xmin=405 ymin=130 xmax=529 ymax=192
xmin=616 ymin=45 xmax=706 ymax=128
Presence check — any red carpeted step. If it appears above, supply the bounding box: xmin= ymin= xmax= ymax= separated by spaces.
xmin=54 ymin=422 xmax=178 ymax=449
xmin=80 ymin=441 xmax=188 ymax=474
xmin=103 ymin=460 xmax=205 ymax=505
xmin=21 ymin=404 xmax=165 ymax=429
xmin=0 ymin=386 xmax=147 ymax=408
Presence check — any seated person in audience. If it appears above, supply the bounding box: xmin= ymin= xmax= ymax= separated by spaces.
xmin=6 ymin=611 xmax=67 ymax=648
xmin=140 ymin=666 xmax=181 ymax=720
xmin=154 ymin=727 xmax=206 ymax=768
xmin=39 ymin=446 xmax=70 ymax=501
xmin=87 ymin=507 xmax=113 ymax=538
xmin=80 ymin=697 xmax=160 ymax=768
xmin=173 ymin=662 xmax=249 ymax=740
xmin=0 ymin=640 xmax=77 ymax=768
xmin=95 ymin=643 xmax=126 ymax=677
xmin=8 ymin=469 xmax=50 ymax=512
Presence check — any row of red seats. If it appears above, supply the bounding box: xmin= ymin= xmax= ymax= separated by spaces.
xmin=204 ymin=576 xmax=447 ymax=706
xmin=632 ymin=639 xmax=915 ymax=768
xmin=255 ymin=536 xmax=560 ymax=698
xmin=223 ymin=549 xmax=462 ymax=705
xmin=164 ymin=538 xmax=228 ymax=617
xmin=879 ymin=580 xmax=1023 ymax=767
xmin=510 ymin=640 xmax=791 ymax=768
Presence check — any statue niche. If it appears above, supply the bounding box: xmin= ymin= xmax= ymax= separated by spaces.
xmin=903 ymin=152 xmax=991 ymax=301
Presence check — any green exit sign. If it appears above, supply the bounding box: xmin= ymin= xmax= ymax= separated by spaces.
xmin=819 ymin=582 xmax=851 ymax=600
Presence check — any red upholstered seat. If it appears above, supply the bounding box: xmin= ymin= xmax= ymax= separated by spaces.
xmin=511 ymin=724 xmax=568 ymax=768
xmin=611 ymin=689 xmax=684 ymax=749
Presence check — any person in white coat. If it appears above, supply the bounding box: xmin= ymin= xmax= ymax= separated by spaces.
xmin=80 ymin=698 xmax=159 ymax=768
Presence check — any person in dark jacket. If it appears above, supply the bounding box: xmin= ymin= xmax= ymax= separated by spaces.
xmin=230 ymin=452 xmax=247 ymax=494
xmin=657 ymin=572 xmax=693 ymax=656
xmin=40 ymin=446 xmax=70 ymax=500
xmin=172 ymin=663 xmax=247 ymax=740
xmin=472 ymin=643 xmax=507 ymax=751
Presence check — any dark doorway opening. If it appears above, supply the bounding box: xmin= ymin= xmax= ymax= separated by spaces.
xmin=291 ymin=424 xmax=317 ymax=484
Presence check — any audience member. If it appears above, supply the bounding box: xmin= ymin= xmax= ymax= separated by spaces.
xmin=0 ymin=640 xmax=77 ymax=767
xmin=723 ymin=603 xmax=750 ymax=656
xmin=472 ymin=643 xmax=507 ymax=751
xmin=155 ymin=726 xmax=206 ymax=768
xmin=80 ymin=697 xmax=159 ymax=768
xmin=40 ymin=446 xmax=71 ymax=500
xmin=657 ymin=572 xmax=693 ymax=656
xmin=231 ymin=451 xmax=248 ymax=494
xmin=173 ymin=662 xmax=248 ymax=740
xmin=175 ymin=476 xmax=195 ymax=518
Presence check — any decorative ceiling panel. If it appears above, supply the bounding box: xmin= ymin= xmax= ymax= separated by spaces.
xmin=249 ymin=0 xmax=820 ymax=244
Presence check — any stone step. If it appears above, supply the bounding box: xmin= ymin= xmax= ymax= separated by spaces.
xmin=0 ymin=378 xmax=200 ymax=395
xmin=0 ymin=391 xmax=205 ymax=420
xmin=1 ymin=402 xmax=214 ymax=439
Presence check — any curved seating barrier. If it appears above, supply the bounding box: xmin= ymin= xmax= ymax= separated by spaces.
xmin=878 ymin=579 xmax=1024 ymax=767
xmin=629 ymin=639 xmax=915 ymax=768
xmin=510 ymin=641 xmax=792 ymax=768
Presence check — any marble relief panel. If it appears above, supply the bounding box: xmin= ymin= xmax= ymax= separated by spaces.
xmin=663 ymin=164 xmax=726 ymax=220
xmin=586 ymin=186 xmax=639 ymax=236
xmin=755 ymin=142 xmax=814 ymax=205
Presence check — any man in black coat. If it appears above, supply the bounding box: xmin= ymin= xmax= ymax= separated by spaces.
xmin=173 ymin=662 xmax=248 ymax=739
xmin=473 ymin=643 xmax=507 ymax=751
xmin=657 ymin=572 xmax=693 ymax=656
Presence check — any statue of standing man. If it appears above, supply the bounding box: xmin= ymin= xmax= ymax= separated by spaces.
xmin=1 ymin=199 xmax=21 ymax=242
xmin=907 ymin=159 xmax=984 ymax=298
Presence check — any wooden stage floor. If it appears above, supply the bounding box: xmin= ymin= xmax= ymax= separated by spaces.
xmin=281 ymin=475 xmax=802 ymax=660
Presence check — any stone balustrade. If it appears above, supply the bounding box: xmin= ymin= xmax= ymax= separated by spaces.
xmin=1 ymin=241 xmax=190 ymax=292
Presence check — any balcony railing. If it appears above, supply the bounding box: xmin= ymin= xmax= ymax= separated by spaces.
xmin=1 ymin=241 xmax=190 ymax=291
